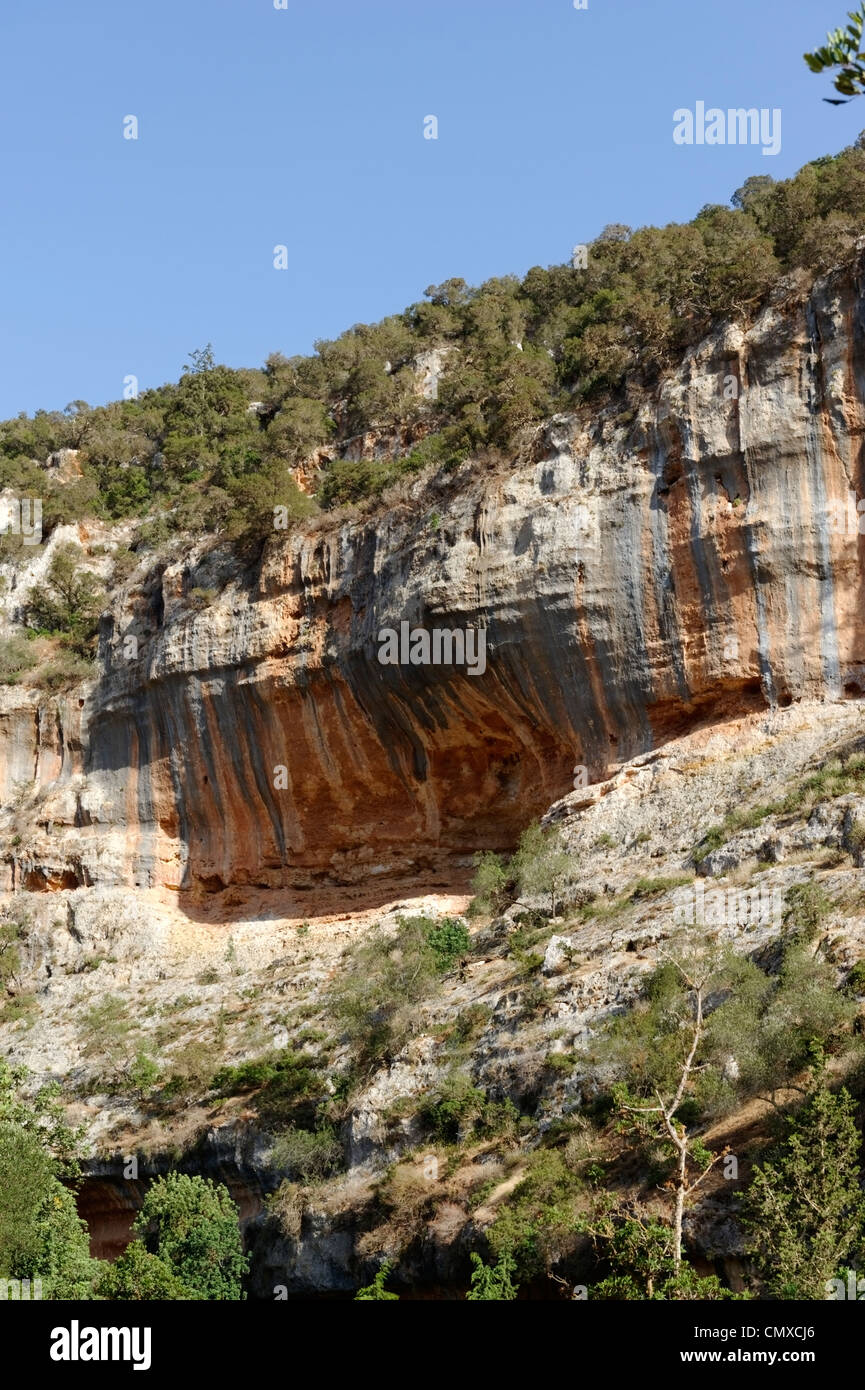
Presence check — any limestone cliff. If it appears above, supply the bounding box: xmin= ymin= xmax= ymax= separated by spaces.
xmin=2 ymin=258 xmax=865 ymax=900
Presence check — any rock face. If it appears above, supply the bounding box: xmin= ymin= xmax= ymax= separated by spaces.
xmin=3 ymin=262 xmax=865 ymax=896
xmin=6 ymin=698 xmax=864 ymax=1293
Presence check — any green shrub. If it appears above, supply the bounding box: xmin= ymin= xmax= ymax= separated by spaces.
xmin=269 ymin=1125 xmax=343 ymax=1182
xmin=782 ymin=880 xmax=833 ymax=945
xmin=318 ymin=455 xmax=418 ymax=509
xmin=511 ymin=947 xmax=545 ymax=976
xmin=211 ymin=1049 xmax=324 ymax=1125
xmin=211 ymin=1058 xmax=277 ymax=1092
xmin=546 ymin=1052 xmax=577 ymax=1074
xmin=628 ymin=873 xmax=693 ymax=900
xmin=420 ymin=1071 xmax=518 ymax=1144
xmin=695 ymin=803 xmax=778 ymax=858
xmin=845 ymin=959 xmax=865 ymax=994
xmin=465 ymin=1249 xmax=519 ymax=1300
xmin=0 ymin=634 xmax=39 ymax=685
xmin=743 ymin=1087 xmax=865 ymax=1299
xmin=133 ymin=1172 xmax=248 ymax=1301
xmin=38 ymin=649 xmax=96 ymax=691
xmin=469 ymin=851 xmax=510 ymax=916
xmin=125 ymin=1053 xmax=160 ymax=1098
xmin=355 ymin=1260 xmax=399 ymax=1300
xmin=487 ymin=1150 xmax=583 ymax=1277
xmin=93 ymin=1241 xmax=197 ymax=1300
xmin=426 ymin=918 xmax=471 ymax=973
xmin=445 ymin=1003 xmax=492 ymax=1049
xmin=330 ymin=915 xmax=462 ymax=1066
xmin=0 ymin=992 xmax=36 ymax=1025
xmin=79 ymin=995 xmax=135 ymax=1067
xmin=24 ymin=544 xmax=104 ymax=656
xmin=848 ymin=818 xmax=865 ymax=854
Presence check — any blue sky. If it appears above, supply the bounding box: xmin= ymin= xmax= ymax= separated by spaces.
xmin=0 ymin=0 xmax=862 ymax=417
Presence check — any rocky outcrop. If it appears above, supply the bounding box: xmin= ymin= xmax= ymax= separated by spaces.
xmin=3 ymin=261 xmax=865 ymax=897
xmin=5 ymin=698 xmax=862 ymax=1295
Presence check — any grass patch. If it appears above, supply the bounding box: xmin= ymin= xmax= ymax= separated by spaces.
xmin=694 ymin=750 xmax=865 ymax=860
xmin=212 ymin=1048 xmax=327 ymax=1127
xmin=628 ymin=873 xmax=694 ymax=901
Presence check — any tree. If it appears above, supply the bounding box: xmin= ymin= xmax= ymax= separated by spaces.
xmin=512 ymin=823 xmax=572 ymax=916
xmin=0 ymin=1120 xmax=95 ymax=1299
xmin=184 ymin=345 xmax=216 ymax=376
xmin=94 ymin=1241 xmax=196 ymax=1300
xmin=576 ymin=1193 xmax=745 ymax=1300
xmin=0 ymin=917 xmax=23 ymax=991
xmin=597 ymin=938 xmax=856 ymax=1144
xmin=132 ymin=1173 xmax=249 ymax=1300
xmin=600 ymin=940 xmax=855 ymax=1280
xmin=175 ymin=345 xmax=251 ymax=453
xmin=0 ymin=1061 xmax=86 ymax=1180
xmin=25 ymin=544 xmax=103 ymax=655
xmin=423 ymin=278 xmax=472 ymax=308
xmin=223 ymin=466 xmax=316 ymax=541
xmin=610 ymin=953 xmax=730 ymax=1270
xmin=693 ymin=206 xmax=779 ymax=320
xmin=743 ymin=1086 xmax=865 ymax=1299
xmin=265 ymin=397 xmax=332 ymax=464
xmin=805 ymin=6 xmax=865 ymax=101
xmin=596 ymin=223 xmax=632 ymax=244
xmin=465 ymin=1249 xmax=519 ymax=1300
xmin=470 ymin=850 xmax=510 ymax=916
xmin=0 ymin=1122 xmax=54 ymax=1276
xmin=62 ymin=401 xmax=92 ymax=447
xmin=28 ymin=1180 xmax=98 ymax=1300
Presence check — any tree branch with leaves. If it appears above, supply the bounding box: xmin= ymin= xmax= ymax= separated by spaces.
xmin=805 ymin=6 xmax=865 ymax=101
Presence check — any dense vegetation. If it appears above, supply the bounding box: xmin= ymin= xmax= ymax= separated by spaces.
xmin=326 ymin=902 xmax=865 ymax=1301
xmin=4 ymin=829 xmax=865 ymax=1300
xmin=3 ymin=141 xmax=865 ymax=554
xmin=0 ymin=1062 xmax=248 ymax=1301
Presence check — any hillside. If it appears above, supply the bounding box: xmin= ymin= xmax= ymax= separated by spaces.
xmin=3 ymin=140 xmax=865 ymax=1302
